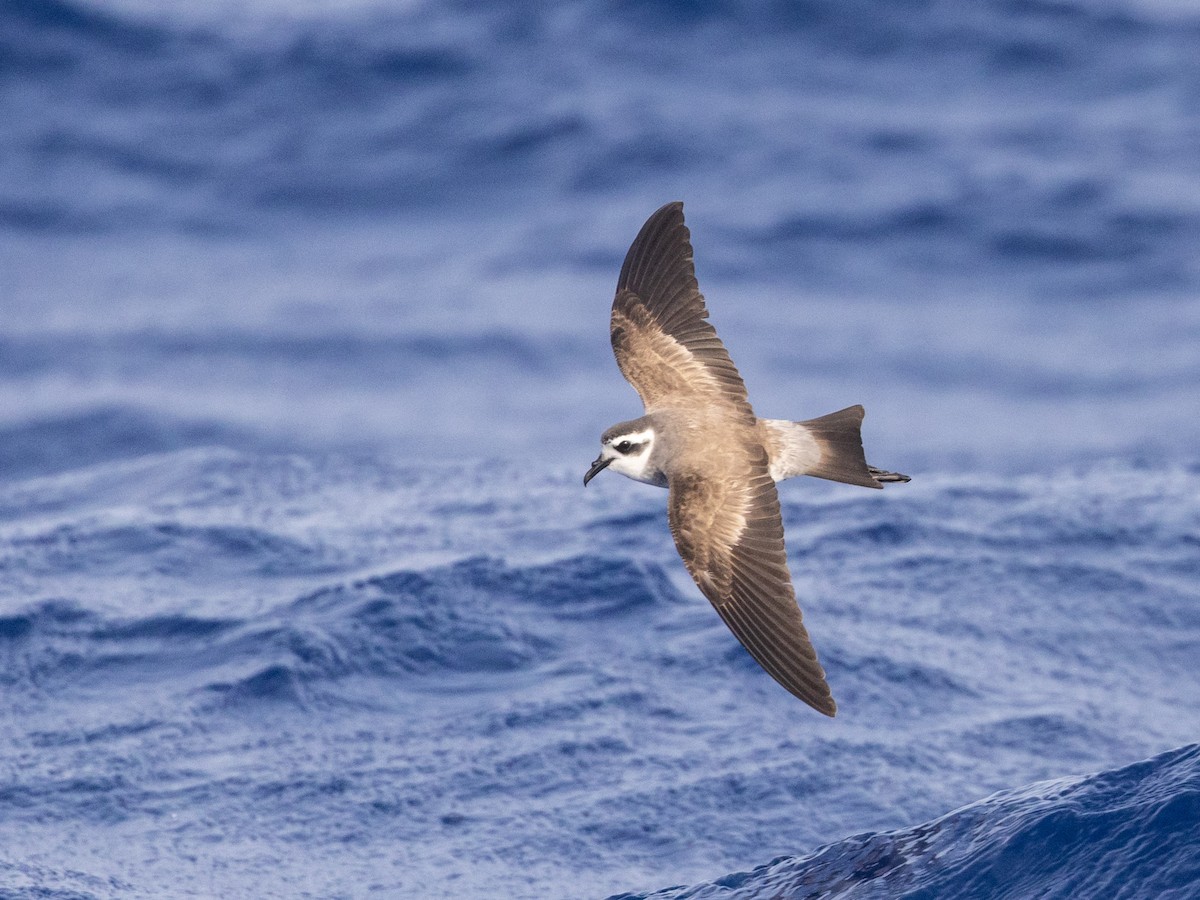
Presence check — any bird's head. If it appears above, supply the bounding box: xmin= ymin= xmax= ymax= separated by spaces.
xmin=584 ymin=418 xmax=660 ymax=486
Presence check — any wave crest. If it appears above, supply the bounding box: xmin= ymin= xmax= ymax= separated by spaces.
xmin=621 ymin=743 xmax=1200 ymax=899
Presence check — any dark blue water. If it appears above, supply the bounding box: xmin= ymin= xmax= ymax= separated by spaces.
xmin=2 ymin=0 xmax=1199 ymax=896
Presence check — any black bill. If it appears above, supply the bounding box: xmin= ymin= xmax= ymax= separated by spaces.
xmin=583 ymin=455 xmax=612 ymax=486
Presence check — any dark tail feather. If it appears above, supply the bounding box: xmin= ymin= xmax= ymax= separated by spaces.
xmin=869 ymin=466 xmax=911 ymax=484
xmin=798 ymin=405 xmax=909 ymax=489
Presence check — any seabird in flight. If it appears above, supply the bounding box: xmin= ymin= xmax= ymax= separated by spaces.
xmin=584 ymin=201 xmax=909 ymax=716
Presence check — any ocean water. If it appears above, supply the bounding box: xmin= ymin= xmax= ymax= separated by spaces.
xmin=2 ymin=0 xmax=1199 ymax=897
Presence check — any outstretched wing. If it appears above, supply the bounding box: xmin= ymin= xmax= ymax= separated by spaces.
xmin=667 ymin=453 xmax=837 ymax=716
xmin=610 ymin=202 xmax=752 ymax=419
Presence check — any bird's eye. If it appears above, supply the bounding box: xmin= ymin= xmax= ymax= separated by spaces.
xmin=616 ymin=440 xmax=632 ymax=453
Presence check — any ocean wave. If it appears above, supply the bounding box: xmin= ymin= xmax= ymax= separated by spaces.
xmin=0 ymin=553 xmax=683 ymax=706
xmin=0 ymin=0 xmax=170 ymax=69
xmin=0 ymin=449 xmax=1197 ymax=896
xmin=0 ymin=406 xmax=260 ymax=482
xmin=619 ymin=743 xmax=1200 ymax=900
xmin=248 ymin=553 xmax=681 ymax=690
xmin=4 ymin=0 xmax=1198 ymax=272
xmin=0 ymin=512 xmax=333 ymax=582
xmin=0 ymin=329 xmax=573 ymax=378
xmin=0 ymin=857 xmax=136 ymax=898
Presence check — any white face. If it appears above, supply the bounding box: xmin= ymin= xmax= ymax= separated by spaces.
xmin=599 ymin=428 xmax=658 ymax=484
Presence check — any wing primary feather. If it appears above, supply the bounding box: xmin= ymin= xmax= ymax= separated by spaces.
xmin=618 ymin=202 xmax=688 ymax=301
xmin=730 ymin=606 xmax=831 ymax=701
xmin=722 ymin=564 xmax=824 ymax=671
xmin=717 ymin=600 xmax=795 ymax=687
xmin=716 ymin=598 xmax=834 ymax=714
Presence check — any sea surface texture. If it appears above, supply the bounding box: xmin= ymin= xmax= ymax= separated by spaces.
xmin=2 ymin=0 xmax=1199 ymax=897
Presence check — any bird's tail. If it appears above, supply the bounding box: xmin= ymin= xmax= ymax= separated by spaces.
xmin=868 ymin=465 xmax=911 ymax=484
xmin=766 ymin=405 xmax=910 ymax=488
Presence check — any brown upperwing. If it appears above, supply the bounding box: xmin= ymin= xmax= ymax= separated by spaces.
xmin=609 ymin=201 xmax=751 ymax=418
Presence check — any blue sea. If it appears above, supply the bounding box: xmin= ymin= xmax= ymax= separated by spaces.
xmin=2 ymin=0 xmax=1199 ymax=897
